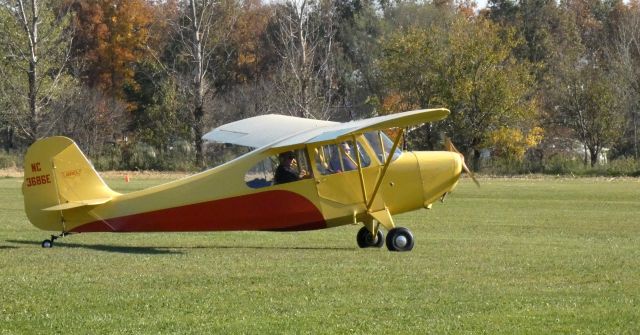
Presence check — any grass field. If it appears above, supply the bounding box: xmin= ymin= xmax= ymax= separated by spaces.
xmin=1 ymin=176 xmax=639 ymax=334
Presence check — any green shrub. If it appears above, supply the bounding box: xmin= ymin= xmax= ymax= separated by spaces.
xmin=482 ymin=157 xmax=525 ymax=175
xmin=590 ymin=157 xmax=640 ymax=177
xmin=480 ymin=155 xmax=640 ymax=177
xmin=482 ymin=156 xmax=545 ymax=175
xmin=612 ymin=157 xmax=640 ymax=176
xmin=0 ymin=151 xmax=21 ymax=169
xmin=91 ymin=144 xmax=123 ymax=171
xmin=541 ymin=155 xmax=586 ymax=175
xmin=538 ymin=155 xmax=640 ymax=177
xmin=90 ymin=141 xmax=198 ymax=172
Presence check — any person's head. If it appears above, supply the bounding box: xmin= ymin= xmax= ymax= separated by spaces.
xmin=279 ymin=151 xmax=295 ymax=165
xmin=341 ymin=142 xmax=351 ymax=154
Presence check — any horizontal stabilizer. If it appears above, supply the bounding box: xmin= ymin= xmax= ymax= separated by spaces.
xmin=42 ymin=197 xmax=112 ymax=211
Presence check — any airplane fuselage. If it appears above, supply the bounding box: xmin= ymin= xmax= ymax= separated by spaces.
xmin=66 ymin=149 xmax=462 ymax=233
xmin=23 ymin=109 xmax=467 ymax=251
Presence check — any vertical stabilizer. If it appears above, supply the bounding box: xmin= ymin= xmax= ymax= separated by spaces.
xmin=22 ymin=137 xmax=119 ymax=231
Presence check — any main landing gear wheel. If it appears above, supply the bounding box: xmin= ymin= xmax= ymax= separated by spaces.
xmin=386 ymin=227 xmax=414 ymax=252
xmin=356 ymin=227 xmax=384 ymax=248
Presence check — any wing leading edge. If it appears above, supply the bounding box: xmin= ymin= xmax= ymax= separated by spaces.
xmin=274 ymin=108 xmax=450 ymax=148
xmin=202 ymin=114 xmax=337 ymax=148
xmin=203 ymin=108 xmax=450 ymax=149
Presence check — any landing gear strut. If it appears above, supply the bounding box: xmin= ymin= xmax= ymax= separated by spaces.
xmin=41 ymin=232 xmax=71 ymax=248
xmin=356 ymin=227 xmax=384 ymax=248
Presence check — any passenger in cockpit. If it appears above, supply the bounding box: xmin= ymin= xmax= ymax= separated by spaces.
xmin=329 ymin=143 xmax=357 ymax=172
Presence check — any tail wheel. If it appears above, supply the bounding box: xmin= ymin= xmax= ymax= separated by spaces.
xmin=40 ymin=232 xmax=69 ymax=249
xmin=357 ymin=227 xmax=384 ymax=248
xmin=386 ymin=227 xmax=414 ymax=252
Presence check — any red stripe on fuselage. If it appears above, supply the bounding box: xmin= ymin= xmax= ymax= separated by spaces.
xmin=71 ymin=190 xmax=326 ymax=233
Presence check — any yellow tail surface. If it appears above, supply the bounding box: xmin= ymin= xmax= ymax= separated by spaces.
xmin=22 ymin=136 xmax=120 ymax=231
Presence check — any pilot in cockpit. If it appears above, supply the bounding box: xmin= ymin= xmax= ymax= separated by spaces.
xmin=274 ymin=151 xmax=307 ymax=184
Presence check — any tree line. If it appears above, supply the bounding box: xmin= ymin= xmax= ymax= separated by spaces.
xmin=1 ymin=0 xmax=639 ymax=173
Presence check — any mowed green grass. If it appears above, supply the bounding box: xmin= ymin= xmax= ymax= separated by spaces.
xmin=1 ymin=176 xmax=639 ymax=334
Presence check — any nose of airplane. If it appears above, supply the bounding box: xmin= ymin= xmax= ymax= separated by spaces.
xmin=413 ymin=151 xmax=463 ymax=207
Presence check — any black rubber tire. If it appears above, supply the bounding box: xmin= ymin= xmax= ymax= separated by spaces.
xmin=356 ymin=227 xmax=384 ymax=248
xmin=41 ymin=239 xmax=53 ymax=248
xmin=385 ymin=227 xmax=414 ymax=252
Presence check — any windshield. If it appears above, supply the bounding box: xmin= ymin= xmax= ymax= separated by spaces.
xmin=363 ymin=131 xmax=402 ymax=164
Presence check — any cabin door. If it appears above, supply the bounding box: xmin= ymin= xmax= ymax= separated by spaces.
xmin=311 ymin=140 xmax=380 ymax=206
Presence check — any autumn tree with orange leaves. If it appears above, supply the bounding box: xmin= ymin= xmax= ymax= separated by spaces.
xmin=69 ymin=0 xmax=153 ymax=107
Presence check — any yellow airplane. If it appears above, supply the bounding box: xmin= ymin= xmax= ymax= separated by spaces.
xmin=23 ymin=108 xmax=476 ymax=251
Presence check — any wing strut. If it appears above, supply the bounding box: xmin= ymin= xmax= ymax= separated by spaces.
xmin=366 ymin=128 xmax=404 ymax=211
xmin=352 ymin=135 xmax=370 ymax=206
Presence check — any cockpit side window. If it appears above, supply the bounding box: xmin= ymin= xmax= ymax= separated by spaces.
xmin=245 ymin=155 xmax=277 ymax=188
xmin=364 ymin=131 xmax=402 ymax=164
xmin=245 ymin=148 xmax=312 ymax=188
xmin=315 ymin=139 xmax=371 ymax=175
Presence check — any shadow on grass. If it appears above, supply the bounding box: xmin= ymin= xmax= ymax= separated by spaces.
xmin=6 ymin=239 xmax=356 ymax=253
xmin=199 ymin=245 xmax=356 ymax=251
xmin=6 ymin=240 xmax=183 ymax=255
xmin=60 ymin=242 xmax=184 ymax=254
xmin=0 ymin=245 xmax=19 ymax=250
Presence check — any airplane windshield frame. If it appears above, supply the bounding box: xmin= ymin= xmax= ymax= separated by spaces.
xmin=363 ymin=131 xmax=402 ymax=164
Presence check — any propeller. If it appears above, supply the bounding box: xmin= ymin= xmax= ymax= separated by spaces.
xmin=444 ymin=137 xmax=480 ymax=187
